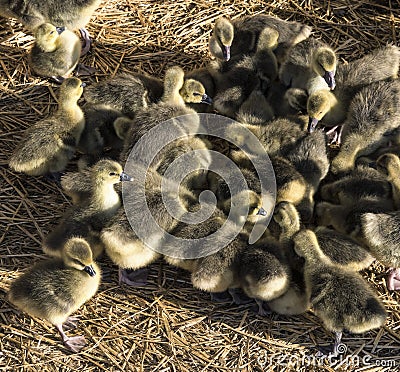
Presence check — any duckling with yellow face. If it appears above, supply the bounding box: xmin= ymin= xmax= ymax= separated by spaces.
xmin=8 ymin=237 xmax=101 ymax=353
xmin=44 ymin=160 xmax=132 ymax=259
xmin=266 ymin=202 xmax=310 ymax=316
xmin=29 ymin=23 xmax=81 ymax=81
xmin=330 ymin=79 xmax=400 ymax=174
xmin=279 ymin=37 xmax=337 ymax=91
xmin=9 ymin=77 xmax=85 ymax=178
xmin=102 ymin=165 xmax=198 ymax=286
xmin=209 ymin=15 xmax=311 ymax=63
xmin=293 ymin=229 xmax=387 ymax=357
xmin=307 ymin=46 xmax=400 ymax=135
xmin=0 ymin=0 xmax=101 ymax=54
xmin=84 ymin=72 xmax=213 ymax=118
xmin=211 ymin=26 xmax=279 ymax=118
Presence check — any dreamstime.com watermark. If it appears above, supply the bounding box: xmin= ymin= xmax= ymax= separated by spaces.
xmin=122 ymin=113 xmax=277 ymax=259
xmin=256 ymin=343 xmax=397 ymax=368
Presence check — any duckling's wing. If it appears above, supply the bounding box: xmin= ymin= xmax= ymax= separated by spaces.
xmin=43 ymin=208 xmax=91 ymax=255
xmin=9 ymin=128 xmax=64 ymax=172
xmin=60 ymin=169 xmax=93 ymax=200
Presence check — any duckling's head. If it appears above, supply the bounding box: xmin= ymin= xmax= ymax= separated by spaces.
xmin=273 ymin=201 xmax=300 ymax=229
xmin=91 ymin=159 xmax=133 ymax=185
xmin=376 ymin=153 xmax=400 ymax=176
xmin=292 ymin=229 xmax=319 ymax=260
xmin=209 ymin=17 xmax=234 ymax=61
xmin=307 ymin=90 xmax=332 ymax=132
xmin=63 ymin=237 xmax=96 ymax=276
xmin=312 ymin=47 xmax=337 ymax=90
xmin=222 ymin=190 xmax=267 ymax=225
xmin=113 ymin=117 xmax=132 ymax=140
xmin=179 ymin=79 xmax=213 ymax=105
xmin=257 ymin=27 xmax=279 ymax=51
xmin=34 ymin=23 xmax=65 ymax=52
xmin=59 ymin=77 xmax=85 ymax=104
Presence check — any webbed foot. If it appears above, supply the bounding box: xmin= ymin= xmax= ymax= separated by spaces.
xmin=119 ymin=267 xmax=148 ymax=286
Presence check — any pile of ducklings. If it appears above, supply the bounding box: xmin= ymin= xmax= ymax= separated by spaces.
xmin=3 ymin=5 xmax=400 ymax=357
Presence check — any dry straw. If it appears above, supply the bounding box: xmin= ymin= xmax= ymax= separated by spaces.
xmin=1 ymin=0 xmax=399 ymax=371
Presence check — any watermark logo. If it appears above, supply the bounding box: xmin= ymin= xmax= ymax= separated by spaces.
xmin=122 ymin=113 xmax=276 ymax=259
xmin=257 ymin=342 xmax=397 ymax=368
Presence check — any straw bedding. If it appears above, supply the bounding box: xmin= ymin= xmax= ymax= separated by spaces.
xmin=1 ymin=0 xmax=400 ymax=371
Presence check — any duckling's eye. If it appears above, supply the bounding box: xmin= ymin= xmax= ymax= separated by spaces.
xmin=192 ymin=92 xmax=201 ymax=97
xmin=249 ymin=204 xmax=258 ymax=212
xmin=72 ymin=258 xmax=84 ymax=267
xmin=109 ymin=172 xmax=117 ymax=176
xmin=50 ymin=31 xmax=55 ymax=35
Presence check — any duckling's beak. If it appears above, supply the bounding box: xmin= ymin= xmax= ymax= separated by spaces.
xmin=324 ymin=70 xmax=336 ymax=90
xmin=83 ymin=265 xmax=96 ymax=277
xmin=256 ymin=207 xmax=267 ymax=216
xmin=56 ymin=26 xmax=65 ymax=35
xmin=223 ymin=45 xmax=231 ymax=61
xmin=308 ymin=117 xmax=319 ymax=133
xmin=120 ymin=172 xmax=133 ymax=182
xmin=80 ymin=82 xmax=87 ymax=88
xmin=201 ymin=93 xmax=213 ymax=105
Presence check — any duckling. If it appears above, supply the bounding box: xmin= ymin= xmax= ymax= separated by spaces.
xmin=238 ymin=239 xmax=291 ymax=312
xmin=102 ymin=166 xmax=198 ymax=285
xmin=307 ymin=46 xmax=400 ymax=134
xmin=84 ymin=72 xmax=212 ymax=118
xmin=228 ymin=116 xmax=306 ymax=159
xmin=211 ymin=27 xmax=279 ymax=118
xmin=335 ymin=45 xmax=400 ymax=90
xmin=9 ymin=77 xmax=85 ymax=177
xmin=265 ymin=202 xmax=310 ymax=315
xmin=28 ymin=23 xmax=81 ymax=81
xmin=236 ymin=89 xmax=275 ymax=126
xmin=361 ymin=211 xmax=400 ymax=290
xmin=61 ymin=155 xmax=126 ymax=205
xmin=286 ymin=129 xmax=329 ymax=191
xmin=164 ymin=188 xmax=274 ymax=305
xmin=271 ymin=156 xmax=308 ymax=206
xmin=155 ymin=136 xmax=212 ymax=191
xmin=286 ymin=129 xmax=329 ymax=221
xmin=376 ymin=153 xmax=400 ymax=208
xmin=43 ymin=160 xmax=132 ymax=258
xmin=320 ymin=164 xmax=392 ymax=205
xmin=279 ymin=37 xmax=337 ymax=91
xmin=168 ymin=208 xmax=243 ymax=292
xmin=208 ymin=17 xmax=234 ymax=62
xmin=266 ymin=81 xmax=308 ymax=118
xmin=315 ymin=227 xmax=374 ymax=271
xmin=207 ymin=166 xmax=261 ymax=208
xmin=60 ymin=167 xmax=92 ymax=205
xmin=330 ymin=79 xmax=400 ymax=174
xmin=316 ymin=197 xmax=395 ymax=237
xmin=185 ymin=66 xmax=216 ymax=112
xmin=8 ymin=237 xmax=101 ymax=353
xmin=209 ymin=15 xmax=311 ymax=63
xmin=183 ymin=190 xmax=273 ymax=297
xmin=83 ymin=73 xmax=158 ymax=118
xmin=77 ymin=104 xmax=125 ymax=165
xmin=293 ymin=229 xmax=387 ymax=356
xmin=119 ymin=66 xmax=200 ymax=164
xmin=0 ymin=0 xmax=102 ymax=54
xmin=252 ymin=26 xmax=280 ymax=87
xmin=306 ymin=89 xmax=342 ymax=133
